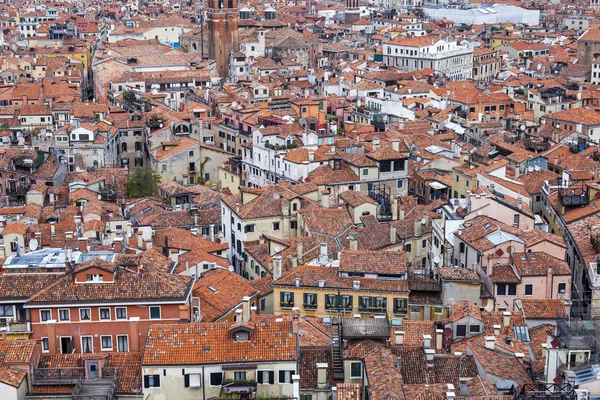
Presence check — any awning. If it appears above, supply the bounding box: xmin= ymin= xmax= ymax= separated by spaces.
xmin=429 ymin=182 xmax=447 ymax=190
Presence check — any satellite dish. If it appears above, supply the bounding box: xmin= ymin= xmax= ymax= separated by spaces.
xmin=98 ymin=194 xmax=102 ymax=200
xmin=231 ymin=101 xmax=237 ymax=108
xmin=159 ymin=123 xmax=163 ymax=128
xmin=228 ymin=265 xmax=234 ymax=272
xmin=433 ymin=256 xmax=440 ymax=264
xmin=421 ymin=217 xmax=427 ymax=225
xmin=519 ymin=124 xmax=525 ymax=131
xmin=274 ymin=245 xmax=281 ymax=253
xmin=29 ymin=238 xmax=38 ymax=251
xmin=273 ymin=193 xmax=280 ymax=199
xmin=477 ymin=210 xmax=483 ymax=216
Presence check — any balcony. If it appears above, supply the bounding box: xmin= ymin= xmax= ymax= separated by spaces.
xmin=524 ymin=138 xmax=549 ymax=152
xmin=516 ymin=383 xmax=576 ymax=400
xmin=558 ymin=180 xmax=589 ymax=207
xmin=6 ymin=183 xmax=31 ymax=197
xmin=0 ymin=319 xmax=31 ymax=333
xmin=358 ymin=306 xmax=387 ymax=314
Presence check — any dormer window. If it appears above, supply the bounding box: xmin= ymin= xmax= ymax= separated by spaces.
xmin=333 ymin=159 xmax=341 ymax=170
xmin=234 ymin=330 xmax=250 ymax=342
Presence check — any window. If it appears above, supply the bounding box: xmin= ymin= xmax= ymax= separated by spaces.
xmin=58 ymin=309 xmax=70 ymax=321
xmin=42 ymin=338 xmax=49 ymax=352
xmin=115 ymin=307 xmax=127 ymax=320
xmin=422 ymin=239 xmax=427 ymax=248
xmin=234 ymin=371 xmax=246 ymax=381
xmin=117 ymin=335 xmax=129 ymax=352
xmin=149 ymin=306 xmax=161 ymax=319
xmin=234 ymin=331 xmax=250 ymax=342
xmin=101 ymin=336 xmax=113 ymax=350
xmin=280 ymin=292 xmax=294 ymax=308
xmin=304 ymin=293 xmax=317 ymax=309
xmin=272 ymin=222 xmax=280 ymax=231
xmin=278 ymin=370 xmax=294 ymax=384
xmin=79 ymin=308 xmax=91 ymax=321
xmin=456 ymin=324 xmax=467 ymax=337
xmin=350 ymin=362 xmax=362 ymax=378
xmin=404 ymin=243 xmax=412 ymax=252
xmin=469 ymin=325 xmax=480 ymax=333
xmin=394 ymin=298 xmax=407 ymax=314
xmin=81 ymin=336 xmax=93 ymax=353
xmin=260 ymin=298 xmax=266 ymax=311
xmin=257 ymin=370 xmax=275 ymax=384
xmin=525 ymin=284 xmax=533 ymax=296
xmin=144 ymin=375 xmax=160 ymax=388
xmin=99 ymin=308 xmax=111 ymax=320
xmin=497 ymin=284 xmax=506 ymax=296
xmin=508 ymin=284 xmax=517 ymax=296
xmin=210 ymin=372 xmax=223 ymax=386
xmin=558 ymin=283 xmax=566 ymax=294
xmin=40 ymin=309 xmax=51 ymax=322
xmin=325 ymin=294 xmax=338 ymax=309
xmin=514 ymin=214 xmax=520 ymax=226
xmin=290 ymin=221 xmax=297 ymax=230
xmin=363 ymin=168 xmax=369 ymax=176
xmin=244 ymin=225 xmax=255 ymax=233
xmin=185 ymin=373 xmax=202 ymax=388
xmin=161 ymin=164 xmax=167 ymax=172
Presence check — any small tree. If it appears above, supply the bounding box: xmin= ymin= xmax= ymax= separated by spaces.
xmin=126 ymin=167 xmax=161 ymax=198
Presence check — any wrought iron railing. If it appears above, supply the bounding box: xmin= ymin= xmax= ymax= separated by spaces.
xmin=34 ymin=367 xmax=85 ymax=384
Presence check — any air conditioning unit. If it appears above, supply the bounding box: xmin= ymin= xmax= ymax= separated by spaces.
xmin=575 ymin=389 xmax=589 ymax=400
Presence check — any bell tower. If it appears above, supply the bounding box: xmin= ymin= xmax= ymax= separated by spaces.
xmin=207 ymin=0 xmax=239 ymax=78
xmin=345 ymin=0 xmax=360 ymax=24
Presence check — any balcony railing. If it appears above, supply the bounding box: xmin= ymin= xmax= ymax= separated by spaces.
xmin=34 ymin=367 xmax=85 ymax=385
xmin=0 ymin=319 xmax=30 ymax=332
xmin=358 ymin=306 xmax=387 ymax=314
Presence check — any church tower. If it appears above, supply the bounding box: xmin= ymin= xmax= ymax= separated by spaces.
xmin=345 ymin=0 xmax=360 ymax=24
xmin=207 ymin=0 xmax=239 ymax=78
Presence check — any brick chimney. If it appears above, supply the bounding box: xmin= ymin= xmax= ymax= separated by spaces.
xmin=47 ymin=320 xmax=57 ymax=354
xmin=129 ymin=317 xmax=140 ymax=351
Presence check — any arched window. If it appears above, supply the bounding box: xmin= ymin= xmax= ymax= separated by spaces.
xmin=121 ymin=142 xmax=127 ymax=152
xmin=192 ymin=43 xmax=197 ymax=51
xmin=93 ymin=160 xmax=98 ymax=169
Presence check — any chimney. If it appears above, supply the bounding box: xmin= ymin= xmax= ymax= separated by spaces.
xmin=77 ymin=237 xmax=88 ymax=252
xmin=484 ymin=336 xmax=495 ymax=351
xmin=392 ymin=140 xmax=400 ymax=152
xmin=317 ymin=363 xmax=328 ymax=388
xmin=493 ymin=324 xmax=501 ymax=336
xmin=395 ymin=331 xmax=405 ymax=345
xmin=390 ymin=226 xmax=397 ymax=244
xmin=308 ymin=151 xmax=314 ymax=162
xmin=546 ymin=267 xmax=553 ymax=299
xmin=137 ymin=231 xmax=143 ymax=248
xmin=424 ymin=348 xmax=435 ymax=367
xmin=515 ymin=353 xmax=525 ymax=363
xmin=0 ymin=327 xmax=6 ymax=340
xmin=503 ymin=311 xmax=511 ymax=327
xmin=458 ymin=378 xmax=470 ymax=396
xmin=373 ymin=138 xmax=380 ymax=150
xmin=332 ymin=387 xmax=338 ymax=400
xmin=129 ymin=317 xmax=140 ymax=351
xmin=272 ymin=256 xmax=282 ymax=281
xmin=321 ymin=191 xmax=330 ymax=208
xmin=318 ymin=243 xmax=329 ymax=264
xmin=235 ymin=202 xmax=240 ymax=213
xmin=242 ymin=296 xmax=251 ymax=322
xmin=47 ymin=320 xmax=57 ymax=354
xmin=423 ymin=334 xmax=432 ymax=349
xmin=50 ymin=222 xmax=56 ymax=236
xmin=447 ymin=384 xmax=456 ymax=400
xmin=436 ymin=329 xmax=443 ymax=350
xmin=553 ymin=156 xmax=558 ymax=165
xmin=65 ymin=231 xmax=73 ymax=239
xmin=414 ymin=218 xmax=422 ymax=237
xmin=292 ymin=374 xmax=300 ymax=400
xmin=191 ymin=228 xmax=198 ymax=236
xmin=297 ymin=241 xmax=304 ymax=264
xmin=392 ymin=196 xmax=399 ymax=220
xmin=516 ymin=197 xmax=522 ymax=210
xmin=210 ymin=224 xmax=215 ymax=242
xmin=349 ymin=233 xmax=358 ymax=250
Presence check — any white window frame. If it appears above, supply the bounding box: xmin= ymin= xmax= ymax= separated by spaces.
xmin=209 ymin=372 xmax=223 ymax=387
xmin=99 ymin=307 xmax=111 ymax=320
xmin=81 ymin=336 xmax=93 ymax=353
xmin=79 ymin=308 xmax=92 ymax=321
xmin=100 ymin=335 xmax=113 ymax=351
xmin=40 ymin=309 xmax=52 ymax=322
xmin=278 ymin=370 xmax=294 ymax=384
xmin=115 ymin=307 xmax=127 ymax=320
xmin=117 ymin=334 xmax=129 ymax=352
xmin=188 ymin=373 xmax=202 ymax=388
xmin=349 ymin=362 xmax=362 ymax=378
xmin=149 ymin=306 xmax=161 ymax=319
xmin=58 ymin=309 xmax=70 ymax=322
xmin=41 ymin=337 xmax=49 ymax=352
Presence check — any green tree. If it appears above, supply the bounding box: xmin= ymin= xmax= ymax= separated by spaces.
xmin=126 ymin=167 xmax=161 ymax=198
